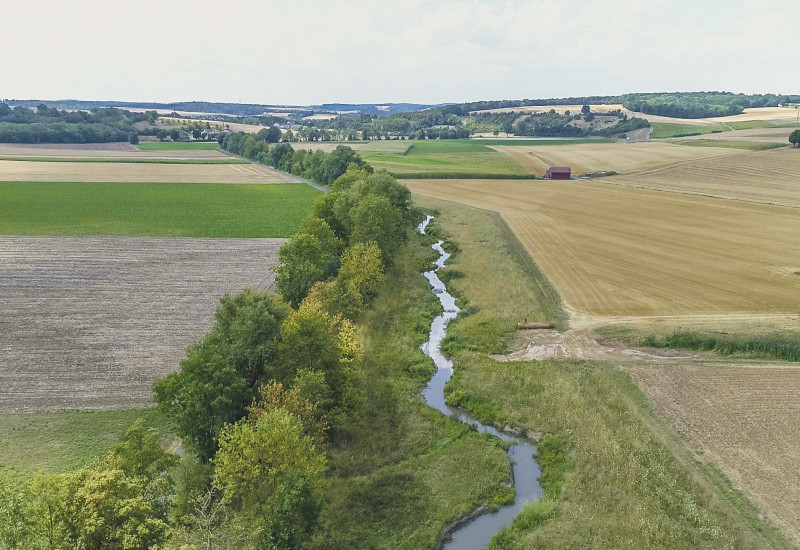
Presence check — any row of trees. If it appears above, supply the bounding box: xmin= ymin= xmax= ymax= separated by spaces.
xmin=0 ymin=103 xmax=157 ymax=143
xmin=218 ymin=132 xmax=371 ymax=186
xmin=617 ymin=92 xmax=800 ymax=119
xmin=0 ymin=164 xmax=420 ymax=550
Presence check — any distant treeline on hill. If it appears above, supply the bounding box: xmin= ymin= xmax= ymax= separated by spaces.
xmin=0 ymin=103 xmax=156 ymax=143
xmin=616 ymin=92 xmax=800 ymax=119
xmin=219 ymin=131 xmax=370 ymax=186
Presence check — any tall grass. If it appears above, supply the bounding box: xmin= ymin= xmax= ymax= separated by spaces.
xmin=642 ymin=331 xmax=800 ymax=361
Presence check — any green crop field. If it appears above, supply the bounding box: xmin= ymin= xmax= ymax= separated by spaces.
xmin=728 ymin=120 xmax=777 ymax=130
xmin=650 ymin=122 xmax=729 ymax=139
xmin=135 ymin=142 xmax=221 ymax=151
xmin=0 ymin=182 xmax=319 ymax=237
xmin=0 ymin=409 xmax=174 ymax=481
xmin=360 ymin=139 xmax=533 ymax=178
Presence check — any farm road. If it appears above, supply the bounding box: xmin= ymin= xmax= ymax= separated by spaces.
xmin=0 ymin=236 xmax=284 ymax=411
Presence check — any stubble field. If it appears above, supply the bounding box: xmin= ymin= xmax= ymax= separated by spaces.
xmin=0 ymin=159 xmax=298 ymax=183
xmin=403 ymin=178 xmax=800 ymax=318
xmin=0 ymin=236 xmax=284 ymax=411
xmin=0 ymin=142 xmax=228 ymax=159
xmin=490 ymin=141 xmax=742 ymax=177
xmin=607 ymin=147 xmax=800 ymax=207
xmin=626 ymin=361 xmax=800 ymax=545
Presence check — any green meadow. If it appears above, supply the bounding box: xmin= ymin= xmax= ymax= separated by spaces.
xmin=0 ymin=181 xmax=319 ymax=238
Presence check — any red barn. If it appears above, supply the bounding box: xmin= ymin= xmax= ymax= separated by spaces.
xmin=545 ymin=166 xmax=571 ymax=180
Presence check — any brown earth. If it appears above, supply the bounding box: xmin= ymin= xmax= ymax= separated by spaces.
xmin=0 ymin=236 xmax=284 ymax=411
xmin=0 ymin=160 xmax=300 ymax=183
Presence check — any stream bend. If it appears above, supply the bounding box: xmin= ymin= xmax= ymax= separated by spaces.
xmin=417 ymin=215 xmax=543 ymax=550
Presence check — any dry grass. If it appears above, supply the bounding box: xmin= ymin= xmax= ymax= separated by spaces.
xmin=0 ymin=236 xmax=284 ymax=411
xmin=404 ymin=179 xmax=800 ymax=318
xmin=0 ymin=142 xmax=228 ymax=159
xmin=165 ymin=117 xmax=264 ymax=133
xmin=0 ymin=159 xmax=299 ymax=183
xmin=490 ymin=141 xmax=743 ymax=176
xmin=607 ymin=148 xmax=800 ymax=208
xmin=626 ymin=361 xmax=800 ymax=546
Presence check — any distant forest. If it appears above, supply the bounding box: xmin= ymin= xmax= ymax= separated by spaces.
xmin=616 ymin=92 xmax=800 ymax=118
xmin=0 ymin=103 xmax=155 ymax=143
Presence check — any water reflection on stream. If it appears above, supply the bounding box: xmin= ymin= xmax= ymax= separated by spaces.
xmin=418 ymin=216 xmax=543 ymax=550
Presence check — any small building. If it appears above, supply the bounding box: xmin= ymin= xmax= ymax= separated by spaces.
xmin=545 ymin=166 xmax=571 ymax=180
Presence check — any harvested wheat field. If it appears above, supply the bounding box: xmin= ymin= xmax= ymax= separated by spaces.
xmin=404 ymin=178 xmax=800 ymax=317
xmin=607 ymin=148 xmax=800 ymax=208
xmin=0 ymin=142 xmax=229 ymax=160
xmin=678 ymin=127 xmax=796 ymax=143
xmin=626 ymin=362 xmax=800 ymax=545
xmin=0 ymin=159 xmax=300 ymax=183
xmin=490 ymin=141 xmax=743 ymax=177
xmin=0 ymin=236 xmax=284 ymax=411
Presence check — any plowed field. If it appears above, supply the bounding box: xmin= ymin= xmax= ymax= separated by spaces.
xmin=0 ymin=236 xmax=283 ymax=411
xmin=404 ymin=179 xmax=800 ymax=317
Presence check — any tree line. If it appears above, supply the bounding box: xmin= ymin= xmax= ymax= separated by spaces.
xmin=218 ymin=132 xmax=371 ymax=186
xmin=0 ymin=163 xmax=421 ymax=550
xmin=0 ymin=103 xmax=158 ymax=144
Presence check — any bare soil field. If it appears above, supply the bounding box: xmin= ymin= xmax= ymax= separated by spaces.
xmin=404 ymin=178 xmax=800 ymax=317
xmin=490 ymin=141 xmax=743 ymax=177
xmin=606 ymin=148 xmax=800 ymax=208
xmin=0 ymin=236 xmax=284 ymax=411
xmin=0 ymin=143 xmax=228 ymax=160
xmin=626 ymin=362 xmax=800 ymax=545
xmin=0 ymin=160 xmax=300 ymax=183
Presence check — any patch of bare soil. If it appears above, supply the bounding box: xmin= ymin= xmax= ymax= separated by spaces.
xmin=0 ymin=236 xmax=284 ymax=411
xmin=491 ymin=329 xmax=696 ymax=362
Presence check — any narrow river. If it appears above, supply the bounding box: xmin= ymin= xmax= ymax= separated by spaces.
xmin=417 ymin=216 xmax=543 ymax=550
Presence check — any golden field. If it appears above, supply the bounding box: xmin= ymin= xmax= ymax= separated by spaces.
xmin=0 ymin=159 xmax=299 ymax=183
xmin=490 ymin=141 xmax=742 ymax=177
xmin=608 ymin=147 xmax=800 ymax=208
xmin=0 ymin=142 xmax=228 ymax=160
xmin=403 ymin=178 xmax=800 ymax=318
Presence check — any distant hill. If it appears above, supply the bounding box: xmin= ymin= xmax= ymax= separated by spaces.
xmin=3 ymin=99 xmax=442 ymax=118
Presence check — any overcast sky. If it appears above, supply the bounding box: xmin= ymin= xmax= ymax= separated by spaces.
xmin=3 ymin=0 xmax=799 ymax=105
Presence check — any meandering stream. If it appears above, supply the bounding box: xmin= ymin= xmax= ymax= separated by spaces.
xmin=417 ymin=216 xmax=543 ymax=550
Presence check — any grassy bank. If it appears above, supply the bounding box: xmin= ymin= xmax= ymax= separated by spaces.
xmin=316 ymin=234 xmax=512 ymax=549
xmin=414 ymin=195 xmax=567 ymax=355
xmin=415 ymin=196 xmax=789 ymax=548
xmin=0 ymin=409 xmax=174 ymax=482
xmin=0 ymin=181 xmax=318 ymax=237
xmin=642 ymin=331 xmax=800 ymax=361
xmin=669 ymin=140 xmax=786 ymax=151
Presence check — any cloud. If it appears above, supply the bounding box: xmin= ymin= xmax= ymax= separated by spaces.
xmin=1 ymin=0 xmax=798 ymax=104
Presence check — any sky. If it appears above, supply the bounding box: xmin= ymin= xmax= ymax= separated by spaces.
xmin=3 ymin=0 xmax=799 ymax=105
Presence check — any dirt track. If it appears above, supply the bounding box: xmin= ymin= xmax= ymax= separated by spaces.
xmin=0 ymin=236 xmax=284 ymax=411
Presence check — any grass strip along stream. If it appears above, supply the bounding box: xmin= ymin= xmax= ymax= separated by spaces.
xmin=418 ymin=216 xmax=542 ymax=549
